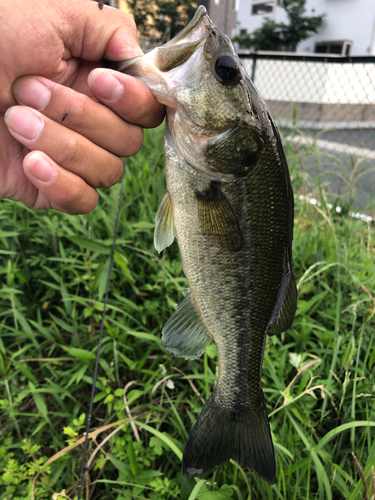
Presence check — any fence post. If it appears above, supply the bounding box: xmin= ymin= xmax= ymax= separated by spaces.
xmin=251 ymin=53 xmax=257 ymax=83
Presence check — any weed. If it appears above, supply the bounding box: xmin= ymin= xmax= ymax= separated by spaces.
xmin=0 ymin=126 xmax=374 ymax=499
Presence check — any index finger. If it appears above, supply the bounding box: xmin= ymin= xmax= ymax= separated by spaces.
xmin=88 ymin=69 xmax=165 ymax=129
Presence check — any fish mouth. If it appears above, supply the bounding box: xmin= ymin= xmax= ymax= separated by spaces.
xmin=153 ymin=7 xmax=236 ymax=74
xmin=108 ymin=6 xmax=247 ymax=181
xmin=162 ymin=5 xmax=212 ymax=47
xmin=107 ymin=6 xmax=236 ymax=108
xmin=108 ymin=7 xmax=214 ymax=107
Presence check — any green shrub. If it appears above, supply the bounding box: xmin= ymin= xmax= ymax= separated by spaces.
xmin=0 ymin=126 xmax=374 ymax=499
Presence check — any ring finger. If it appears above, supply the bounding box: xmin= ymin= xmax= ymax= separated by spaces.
xmin=23 ymin=150 xmax=99 ymax=214
xmin=4 ymin=105 xmax=125 ymax=188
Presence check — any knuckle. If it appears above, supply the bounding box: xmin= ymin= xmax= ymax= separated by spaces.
xmin=124 ymin=12 xmax=136 ymax=28
xmin=72 ymin=96 xmax=90 ymax=128
xmin=122 ymin=128 xmax=144 ymax=157
xmin=151 ymin=110 xmax=165 ymax=128
xmin=64 ymin=179 xmax=85 ymax=209
xmin=81 ymin=192 xmax=99 ymax=214
xmin=61 ymin=95 xmax=90 ymax=129
xmin=131 ymin=99 xmax=151 ymax=125
xmin=100 ymin=156 xmax=124 ymax=188
xmin=132 ymin=106 xmax=147 ymax=125
xmin=59 ymin=133 xmax=81 ymax=167
xmin=127 ymin=94 xmax=165 ymax=129
xmin=62 ymin=181 xmax=98 ymax=215
xmin=118 ymin=10 xmax=137 ymax=30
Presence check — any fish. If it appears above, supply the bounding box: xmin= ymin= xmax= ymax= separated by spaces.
xmin=108 ymin=5 xmax=297 ymax=484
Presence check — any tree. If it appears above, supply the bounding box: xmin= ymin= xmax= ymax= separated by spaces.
xmin=151 ymin=0 xmax=196 ymax=42
xmin=126 ymin=0 xmax=150 ymax=38
xmin=233 ymin=0 xmax=325 ymax=52
xmin=127 ymin=0 xmax=196 ymax=42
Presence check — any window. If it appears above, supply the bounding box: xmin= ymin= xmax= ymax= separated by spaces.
xmin=240 ymin=29 xmax=248 ymax=36
xmin=315 ymin=41 xmax=352 ymax=56
xmin=252 ymin=2 xmax=274 ymax=15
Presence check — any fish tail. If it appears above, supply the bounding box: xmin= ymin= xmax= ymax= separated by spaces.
xmin=182 ymin=389 xmax=276 ymax=484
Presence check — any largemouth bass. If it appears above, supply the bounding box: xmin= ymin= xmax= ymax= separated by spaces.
xmin=109 ymin=6 xmax=297 ymax=484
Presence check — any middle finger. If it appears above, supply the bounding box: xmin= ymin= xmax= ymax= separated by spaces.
xmin=12 ymin=75 xmax=144 ymax=158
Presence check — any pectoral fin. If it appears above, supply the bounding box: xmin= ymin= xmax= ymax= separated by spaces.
xmin=154 ymin=192 xmax=176 ymax=253
xmin=268 ymin=273 xmax=297 ymax=335
xmin=162 ymin=290 xmax=211 ymax=360
xmin=196 ymin=182 xmax=242 ymax=251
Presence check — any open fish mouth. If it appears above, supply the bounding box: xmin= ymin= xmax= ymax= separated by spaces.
xmin=107 ymin=6 xmax=238 ymax=109
xmin=108 ymin=6 xmax=212 ymax=93
xmin=161 ymin=5 xmax=211 ymax=47
xmin=152 ymin=6 xmax=238 ymax=77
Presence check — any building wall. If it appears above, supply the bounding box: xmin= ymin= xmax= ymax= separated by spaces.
xmin=199 ymin=0 xmax=238 ymax=37
xmin=237 ymin=0 xmax=375 ymax=56
xmin=299 ymin=0 xmax=375 ymax=56
xmin=237 ymin=0 xmax=289 ymax=35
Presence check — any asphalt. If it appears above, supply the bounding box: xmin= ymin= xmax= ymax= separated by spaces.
xmin=281 ymin=126 xmax=375 ymax=213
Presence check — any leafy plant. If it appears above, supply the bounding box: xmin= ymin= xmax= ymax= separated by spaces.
xmin=127 ymin=0 xmax=196 ymax=42
xmin=233 ymin=0 xmax=325 ymax=52
xmin=0 ymin=126 xmax=374 ymax=499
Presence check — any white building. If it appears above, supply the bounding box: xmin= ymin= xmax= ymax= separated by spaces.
xmin=237 ymin=0 xmax=375 ymax=56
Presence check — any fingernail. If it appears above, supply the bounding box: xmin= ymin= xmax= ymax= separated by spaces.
xmin=26 ymin=153 xmax=57 ymax=183
xmin=15 ymin=78 xmax=51 ymax=110
xmin=4 ymin=107 xmax=44 ymax=141
xmin=88 ymin=70 xmax=124 ymax=101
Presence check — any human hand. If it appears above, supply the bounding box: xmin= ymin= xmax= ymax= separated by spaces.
xmin=1 ymin=0 xmax=165 ymax=214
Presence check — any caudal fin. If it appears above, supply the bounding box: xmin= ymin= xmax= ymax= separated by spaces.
xmin=182 ymin=391 xmax=276 ymax=484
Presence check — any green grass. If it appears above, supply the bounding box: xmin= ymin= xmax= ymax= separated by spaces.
xmin=0 ymin=125 xmax=375 ymax=500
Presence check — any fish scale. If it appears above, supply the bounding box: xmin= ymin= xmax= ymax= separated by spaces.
xmin=110 ymin=5 xmax=297 ymax=484
xmin=164 ymin=120 xmax=290 ymax=475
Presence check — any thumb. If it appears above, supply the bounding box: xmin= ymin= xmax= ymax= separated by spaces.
xmin=61 ymin=1 xmax=143 ymax=62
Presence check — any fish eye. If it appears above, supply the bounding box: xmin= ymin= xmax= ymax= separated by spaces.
xmin=214 ymin=54 xmax=241 ymax=85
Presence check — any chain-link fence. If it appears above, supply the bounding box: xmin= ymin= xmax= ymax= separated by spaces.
xmin=239 ymin=52 xmax=375 ymax=209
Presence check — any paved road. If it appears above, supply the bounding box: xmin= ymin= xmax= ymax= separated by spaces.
xmin=282 ymin=127 xmax=375 ymax=212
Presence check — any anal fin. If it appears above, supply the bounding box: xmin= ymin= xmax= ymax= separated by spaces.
xmin=162 ymin=290 xmax=211 ymax=360
xmin=268 ymin=272 xmax=297 ymax=336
